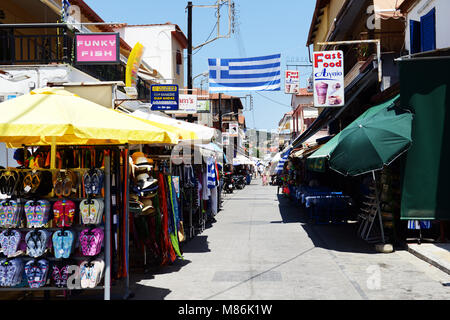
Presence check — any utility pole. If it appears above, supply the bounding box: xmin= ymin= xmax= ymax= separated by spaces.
xmin=218 ymin=92 xmax=222 ymax=132
xmin=187 ymin=1 xmax=193 ymax=122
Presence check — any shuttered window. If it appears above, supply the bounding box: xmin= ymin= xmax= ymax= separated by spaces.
xmin=409 ymin=20 xmax=421 ymax=54
xmin=420 ymin=8 xmax=436 ymax=52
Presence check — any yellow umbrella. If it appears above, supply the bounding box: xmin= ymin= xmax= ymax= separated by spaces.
xmin=0 ymin=87 xmax=178 ymax=146
xmin=0 ymin=87 xmax=178 ymax=167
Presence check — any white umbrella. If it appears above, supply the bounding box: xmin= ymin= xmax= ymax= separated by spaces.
xmin=131 ymin=109 xmax=217 ymax=143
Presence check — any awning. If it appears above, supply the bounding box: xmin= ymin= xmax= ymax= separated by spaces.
xmin=307 ymin=94 xmax=407 ymax=174
xmin=399 ymin=56 xmax=450 ymax=221
xmin=233 ymin=154 xmax=254 ymax=166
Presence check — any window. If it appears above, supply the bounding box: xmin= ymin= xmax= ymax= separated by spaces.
xmin=409 ymin=8 xmax=436 ymax=54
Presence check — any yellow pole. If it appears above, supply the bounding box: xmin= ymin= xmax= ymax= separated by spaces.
xmin=50 ymin=136 xmax=56 ymax=169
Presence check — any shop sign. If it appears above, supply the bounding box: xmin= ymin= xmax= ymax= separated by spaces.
xmin=126 ymin=42 xmax=145 ymax=89
xmin=150 ymin=84 xmax=179 ymax=111
xmin=196 ymin=100 xmax=211 ymax=113
xmin=166 ymin=94 xmax=197 ymax=114
xmin=229 ymin=122 xmax=239 ymax=137
xmin=285 ymin=70 xmax=300 ymax=94
xmin=313 ymin=50 xmax=345 ymax=107
xmin=222 ymin=132 xmax=230 ymax=146
xmin=75 ymin=33 xmax=120 ymax=64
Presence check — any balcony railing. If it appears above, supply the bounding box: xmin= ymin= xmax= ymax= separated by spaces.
xmin=0 ymin=24 xmax=72 ymax=64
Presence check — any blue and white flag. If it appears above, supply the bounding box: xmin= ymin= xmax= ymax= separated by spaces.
xmin=61 ymin=0 xmax=71 ymax=22
xmin=275 ymin=147 xmax=292 ymax=174
xmin=208 ymin=54 xmax=281 ymax=92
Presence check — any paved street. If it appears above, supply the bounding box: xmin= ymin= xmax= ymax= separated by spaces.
xmin=130 ymin=178 xmax=450 ymax=300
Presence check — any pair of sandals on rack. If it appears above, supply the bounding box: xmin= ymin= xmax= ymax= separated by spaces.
xmin=0 ymin=170 xmax=22 ymax=197
xmin=0 ymin=199 xmax=24 ymax=228
xmin=83 ymin=168 xmax=104 ymax=196
xmin=22 ymin=170 xmax=53 ymax=196
xmin=53 ymin=170 xmax=78 ymax=198
xmin=24 ymin=259 xmax=49 ymax=288
xmin=24 ymin=199 xmax=51 ymax=228
xmin=0 ymin=258 xmax=24 ymax=287
xmin=80 ymin=258 xmax=105 ymax=288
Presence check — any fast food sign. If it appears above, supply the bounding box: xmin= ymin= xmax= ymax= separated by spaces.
xmin=313 ymin=50 xmax=345 ymax=107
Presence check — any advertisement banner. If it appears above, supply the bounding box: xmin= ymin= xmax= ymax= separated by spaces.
xmin=313 ymin=50 xmax=344 ymax=107
xmin=150 ymin=84 xmax=179 ymax=111
xmin=126 ymin=42 xmax=145 ymax=88
xmin=166 ymin=94 xmax=197 ymax=114
xmin=75 ymin=33 xmax=120 ymax=64
xmin=196 ymin=100 xmax=211 ymax=113
xmin=229 ymin=122 xmax=239 ymax=137
xmin=285 ymin=70 xmax=300 ymax=94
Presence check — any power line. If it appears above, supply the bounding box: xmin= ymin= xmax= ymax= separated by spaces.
xmin=255 ymin=92 xmax=292 ymax=109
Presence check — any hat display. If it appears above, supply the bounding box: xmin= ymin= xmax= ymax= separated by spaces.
xmin=131 ymin=152 xmax=153 ymax=169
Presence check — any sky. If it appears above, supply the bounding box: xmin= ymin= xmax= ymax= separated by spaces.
xmin=84 ymin=0 xmax=317 ymax=131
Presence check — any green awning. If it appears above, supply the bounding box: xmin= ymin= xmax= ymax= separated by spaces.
xmin=399 ymin=57 xmax=450 ymax=221
xmin=306 ymin=95 xmax=401 ymax=172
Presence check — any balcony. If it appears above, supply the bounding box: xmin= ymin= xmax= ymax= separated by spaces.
xmin=0 ymin=24 xmax=71 ymax=64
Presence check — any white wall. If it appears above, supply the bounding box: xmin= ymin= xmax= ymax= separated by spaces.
xmin=405 ymin=0 xmax=450 ymax=52
xmin=117 ymin=25 xmax=184 ymax=87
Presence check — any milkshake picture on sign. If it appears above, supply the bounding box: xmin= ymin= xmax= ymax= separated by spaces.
xmin=313 ymin=50 xmax=345 ymax=107
xmin=315 ymin=82 xmax=328 ymax=105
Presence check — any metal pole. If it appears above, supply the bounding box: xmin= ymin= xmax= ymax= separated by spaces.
xmin=218 ymin=93 xmax=222 ymax=132
xmin=372 ymin=170 xmax=385 ymax=243
xmin=187 ymin=1 xmax=194 ymax=123
xmin=124 ymin=145 xmax=130 ymax=299
xmin=104 ymin=154 xmax=111 ymax=300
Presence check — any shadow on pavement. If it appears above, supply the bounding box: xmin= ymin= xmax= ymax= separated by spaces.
xmin=181 ymin=235 xmax=211 ymax=253
xmin=276 ymin=194 xmax=378 ymax=254
xmin=129 ymin=283 xmax=171 ymax=300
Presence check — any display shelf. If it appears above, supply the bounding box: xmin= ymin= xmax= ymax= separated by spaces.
xmin=0 ymin=286 xmax=104 ymax=291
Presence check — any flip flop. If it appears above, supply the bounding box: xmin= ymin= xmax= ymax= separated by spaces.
xmin=24 ymin=200 xmax=36 ymax=228
xmin=62 ymin=230 xmax=74 ymax=258
xmin=53 ymin=171 xmax=65 ymax=198
xmin=52 ymin=230 xmax=65 ymax=259
xmin=93 ymin=259 xmax=105 ymax=287
xmin=79 ymin=260 xmax=95 ymax=289
xmin=51 ymin=262 xmax=69 ymax=288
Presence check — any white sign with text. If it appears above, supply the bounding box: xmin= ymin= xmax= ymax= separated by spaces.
xmin=313 ymin=50 xmax=345 ymax=107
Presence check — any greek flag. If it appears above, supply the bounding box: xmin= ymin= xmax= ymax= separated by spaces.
xmin=275 ymin=147 xmax=292 ymax=174
xmin=61 ymin=0 xmax=71 ymax=22
xmin=208 ymin=54 xmax=281 ymax=92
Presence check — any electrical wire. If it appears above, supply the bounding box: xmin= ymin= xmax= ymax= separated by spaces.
xmin=254 ymin=92 xmax=292 ymax=109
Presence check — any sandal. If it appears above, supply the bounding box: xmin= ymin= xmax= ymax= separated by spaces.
xmin=62 ymin=170 xmax=77 ymax=197
xmin=23 ymin=172 xmax=33 ymax=194
xmin=53 ymin=171 xmax=65 ymax=197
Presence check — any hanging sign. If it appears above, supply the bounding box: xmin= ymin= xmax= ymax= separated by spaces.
xmin=150 ymin=84 xmax=179 ymax=111
xmin=285 ymin=70 xmax=300 ymax=94
xmin=197 ymin=100 xmax=211 ymax=113
xmin=229 ymin=122 xmax=239 ymax=137
xmin=166 ymin=94 xmax=197 ymax=114
xmin=222 ymin=132 xmax=230 ymax=146
xmin=126 ymin=42 xmax=145 ymax=89
xmin=75 ymin=33 xmax=120 ymax=64
xmin=313 ymin=50 xmax=345 ymax=107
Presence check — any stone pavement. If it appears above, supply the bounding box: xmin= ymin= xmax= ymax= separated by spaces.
xmin=129 ymin=179 xmax=450 ymax=300
xmin=407 ymin=243 xmax=450 ymax=276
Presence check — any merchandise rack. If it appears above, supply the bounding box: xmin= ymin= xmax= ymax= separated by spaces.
xmin=0 ymin=144 xmax=132 ymax=300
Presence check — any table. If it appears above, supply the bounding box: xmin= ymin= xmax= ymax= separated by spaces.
xmin=304 ymin=194 xmax=352 ymax=225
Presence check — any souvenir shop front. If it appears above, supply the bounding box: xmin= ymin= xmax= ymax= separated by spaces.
xmin=0 ymin=87 xmax=178 ymax=300
xmin=127 ymin=141 xmax=223 ymax=274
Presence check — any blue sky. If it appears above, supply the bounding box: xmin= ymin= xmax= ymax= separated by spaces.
xmin=84 ymin=0 xmax=316 ymax=130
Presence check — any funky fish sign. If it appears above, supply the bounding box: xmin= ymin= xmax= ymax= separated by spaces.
xmin=75 ymin=33 xmax=120 ymax=64
xmin=313 ymin=51 xmax=344 ymax=107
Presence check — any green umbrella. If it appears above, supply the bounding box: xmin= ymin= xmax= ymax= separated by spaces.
xmin=329 ymin=103 xmax=413 ymax=176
